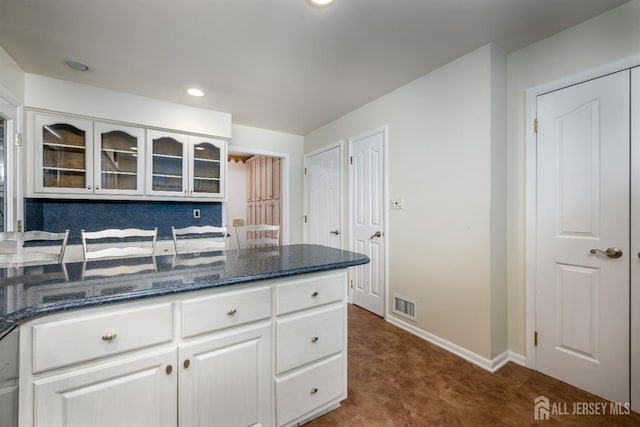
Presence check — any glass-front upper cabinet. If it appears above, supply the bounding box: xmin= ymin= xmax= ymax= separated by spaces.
xmin=146 ymin=130 xmax=189 ymax=196
xmin=190 ymin=137 xmax=225 ymax=197
xmin=147 ymin=131 xmax=225 ymax=199
xmin=94 ymin=123 xmax=145 ymax=195
xmin=33 ymin=113 xmax=94 ymax=194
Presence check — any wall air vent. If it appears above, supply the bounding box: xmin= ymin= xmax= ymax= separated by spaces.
xmin=393 ymin=293 xmax=417 ymax=321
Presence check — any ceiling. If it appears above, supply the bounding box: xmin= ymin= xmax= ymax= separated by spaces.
xmin=0 ymin=0 xmax=631 ymax=135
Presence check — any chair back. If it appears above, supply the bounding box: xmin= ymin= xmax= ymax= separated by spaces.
xmin=0 ymin=230 xmax=69 ymax=266
xmin=234 ymin=224 xmax=280 ymax=249
xmin=81 ymin=228 xmax=157 ymax=261
xmin=171 ymin=225 xmax=227 ymax=255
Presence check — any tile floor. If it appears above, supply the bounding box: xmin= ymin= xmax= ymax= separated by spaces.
xmin=306 ymin=305 xmax=640 ymax=427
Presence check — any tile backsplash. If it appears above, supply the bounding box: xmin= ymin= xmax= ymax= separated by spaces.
xmin=25 ymin=199 xmax=222 ymax=242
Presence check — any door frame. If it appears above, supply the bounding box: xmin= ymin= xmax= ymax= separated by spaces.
xmin=525 ymin=55 xmax=640 ymax=373
xmin=348 ymin=125 xmax=389 ymax=313
xmin=0 ymin=94 xmax=19 ymax=232
xmin=225 ymin=146 xmax=290 ymax=245
xmin=302 ymin=140 xmax=344 ymax=248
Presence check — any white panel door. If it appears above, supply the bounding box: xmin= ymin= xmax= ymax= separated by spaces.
xmin=304 ymin=145 xmax=342 ymax=249
xmin=631 ymin=65 xmax=640 ymax=414
xmin=350 ymin=129 xmax=385 ymax=317
xmin=536 ymin=70 xmax=630 ymax=404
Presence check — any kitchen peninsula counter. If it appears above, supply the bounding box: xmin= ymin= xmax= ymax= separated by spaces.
xmin=1 ymin=244 xmax=369 ymax=427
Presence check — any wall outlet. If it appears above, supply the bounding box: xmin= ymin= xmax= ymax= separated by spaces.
xmin=193 ymin=209 xmax=201 ymax=219
xmin=232 ymin=218 xmax=245 ymax=227
xmin=390 ymin=199 xmax=404 ymax=209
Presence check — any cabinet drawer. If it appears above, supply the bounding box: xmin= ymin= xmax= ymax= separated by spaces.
xmin=181 ymin=285 xmax=271 ymax=338
xmin=276 ymin=272 xmax=345 ymax=315
xmin=276 ymin=304 xmax=343 ymax=374
xmin=32 ymin=302 xmax=173 ymax=373
xmin=276 ymin=354 xmax=344 ymax=427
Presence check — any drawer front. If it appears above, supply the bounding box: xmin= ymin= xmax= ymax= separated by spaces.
xmin=276 ymin=354 xmax=344 ymax=427
xmin=276 ymin=271 xmax=345 ymax=315
xmin=277 ymin=304 xmax=343 ymax=374
xmin=182 ymin=285 xmax=271 ymax=338
xmin=32 ymin=302 xmax=173 ymax=373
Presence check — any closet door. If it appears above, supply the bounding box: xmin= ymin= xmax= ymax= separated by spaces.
xmin=631 ymin=65 xmax=640 ymax=414
xmin=536 ymin=70 xmax=630 ymax=404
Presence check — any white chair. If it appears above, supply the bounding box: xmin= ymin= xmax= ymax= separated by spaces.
xmin=81 ymin=228 xmax=157 ymax=261
xmin=171 ymin=225 xmax=228 ymax=255
xmin=0 ymin=230 xmax=69 ymax=266
xmin=234 ymin=224 xmax=280 ymax=248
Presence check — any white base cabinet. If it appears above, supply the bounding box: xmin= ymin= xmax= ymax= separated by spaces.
xmin=18 ymin=270 xmax=348 ymax=427
xmin=34 ymin=349 xmax=177 ymax=427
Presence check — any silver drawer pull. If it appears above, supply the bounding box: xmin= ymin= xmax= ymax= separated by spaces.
xmin=101 ymin=332 xmax=117 ymax=341
xmin=310 ymin=387 xmax=318 ymax=395
xmin=311 ymin=291 xmax=319 ymax=297
xmin=227 ymin=308 xmax=237 ymax=316
xmin=310 ymin=336 xmax=319 ymax=343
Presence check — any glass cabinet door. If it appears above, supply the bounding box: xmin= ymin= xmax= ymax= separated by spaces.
xmin=190 ymin=137 xmax=224 ymax=196
xmin=147 ymin=130 xmax=188 ymax=195
xmin=34 ymin=114 xmax=93 ymax=194
xmin=94 ymin=123 xmax=145 ymax=195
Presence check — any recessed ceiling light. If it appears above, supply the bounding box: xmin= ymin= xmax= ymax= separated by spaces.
xmin=65 ymin=60 xmax=89 ymax=72
xmin=187 ymin=88 xmax=205 ymax=97
xmin=308 ymin=0 xmax=334 ymax=8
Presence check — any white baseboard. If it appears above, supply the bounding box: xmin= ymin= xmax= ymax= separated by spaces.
xmin=385 ymin=314 xmax=525 ymax=373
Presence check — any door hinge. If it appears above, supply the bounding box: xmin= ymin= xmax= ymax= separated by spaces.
xmin=304 ymin=167 xmax=307 ymax=175
xmin=303 ymin=215 xmax=308 ymax=223
xmin=350 ymin=279 xmax=354 ymax=289
xmin=349 ymin=156 xmax=353 ymax=165
xmin=16 ymin=220 xmax=22 ymax=232
xmin=534 ymin=331 xmax=538 ymax=347
xmin=533 ymin=118 xmax=539 ymax=134
xmin=15 ymin=132 xmax=23 ymax=146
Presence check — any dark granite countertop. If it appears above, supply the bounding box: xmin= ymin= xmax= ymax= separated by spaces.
xmin=0 ymin=244 xmax=369 ymax=338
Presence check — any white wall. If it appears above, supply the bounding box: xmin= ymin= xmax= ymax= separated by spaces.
xmin=230 ymin=124 xmax=304 ymax=245
xmin=24 ymin=74 xmax=231 ymax=138
xmin=226 ymin=160 xmax=248 ymax=250
xmin=0 ymin=45 xmax=24 ymax=105
xmin=506 ymin=0 xmax=640 ymax=355
xmin=305 ymin=44 xmax=507 ymax=361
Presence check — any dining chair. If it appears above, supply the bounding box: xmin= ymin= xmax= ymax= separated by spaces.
xmin=0 ymin=230 xmax=69 ymax=266
xmin=81 ymin=227 xmax=158 ymax=261
xmin=171 ymin=225 xmax=228 ymax=255
xmin=234 ymin=224 xmax=280 ymax=249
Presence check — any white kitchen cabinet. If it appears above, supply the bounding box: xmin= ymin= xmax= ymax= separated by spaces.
xmin=18 ymin=271 xmax=348 ymax=427
xmin=274 ymin=271 xmax=347 ymax=426
xmin=0 ymin=329 xmax=19 ymax=427
xmin=93 ymin=122 xmax=145 ymax=196
xmin=179 ymin=323 xmax=272 ymax=427
xmin=147 ymin=130 xmax=226 ymax=199
xmin=31 ymin=112 xmax=146 ymax=197
xmin=34 ymin=348 xmax=177 ymax=427
xmin=32 ymin=112 xmax=94 ymax=195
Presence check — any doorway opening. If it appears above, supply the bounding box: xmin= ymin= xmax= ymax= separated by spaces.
xmin=226 ymin=149 xmax=288 ymax=250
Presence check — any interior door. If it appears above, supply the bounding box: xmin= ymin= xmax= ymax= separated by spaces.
xmin=536 ymin=70 xmax=630 ymax=404
xmin=304 ymin=145 xmax=342 ymax=249
xmin=350 ymin=129 xmax=385 ymax=317
xmin=631 ymin=65 xmax=640 ymax=414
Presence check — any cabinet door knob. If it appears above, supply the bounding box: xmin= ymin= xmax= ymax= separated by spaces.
xmin=101 ymin=332 xmax=117 ymax=341
xmin=183 ymin=359 xmax=190 ymax=369
xmin=310 ymin=336 xmax=319 ymax=343
xmin=166 ymin=365 xmax=173 ymax=375
xmin=311 ymin=291 xmax=319 ymax=297
xmin=227 ymin=308 xmax=237 ymax=316
xmin=310 ymin=387 xmax=318 ymax=395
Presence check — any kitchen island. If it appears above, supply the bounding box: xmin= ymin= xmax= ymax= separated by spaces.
xmin=0 ymin=244 xmax=369 ymax=427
